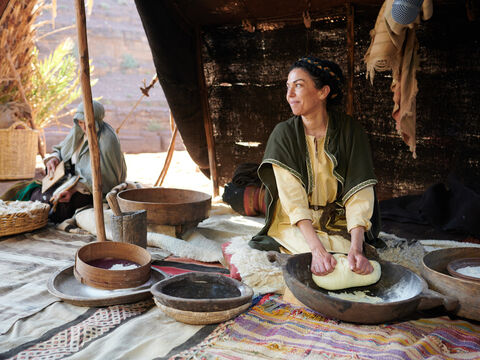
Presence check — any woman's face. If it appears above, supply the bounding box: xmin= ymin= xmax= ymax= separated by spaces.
xmin=77 ymin=120 xmax=86 ymax=132
xmin=286 ymin=68 xmax=327 ymax=117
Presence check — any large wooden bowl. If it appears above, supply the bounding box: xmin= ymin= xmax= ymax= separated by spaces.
xmin=116 ymin=188 xmax=211 ymax=234
xmin=422 ymin=247 xmax=480 ymax=321
xmin=74 ymin=242 xmax=152 ymax=290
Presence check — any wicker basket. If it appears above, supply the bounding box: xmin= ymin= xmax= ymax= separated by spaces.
xmin=154 ymin=297 xmax=251 ymax=325
xmin=0 ymin=121 xmax=38 ymax=180
xmin=0 ymin=201 xmax=50 ymax=237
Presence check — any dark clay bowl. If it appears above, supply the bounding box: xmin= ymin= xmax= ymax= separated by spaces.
xmin=151 ymin=273 xmax=253 ymax=312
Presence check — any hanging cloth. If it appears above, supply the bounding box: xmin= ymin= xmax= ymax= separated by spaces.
xmin=364 ymin=0 xmax=433 ymax=158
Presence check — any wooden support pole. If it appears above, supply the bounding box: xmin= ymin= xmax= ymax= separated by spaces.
xmin=346 ymin=2 xmax=355 ymax=116
xmin=74 ymin=0 xmax=106 ymax=242
xmin=196 ymin=27 xmax=219 ymax=197
xmin=155 ymin=111 xmax=178 ymax=187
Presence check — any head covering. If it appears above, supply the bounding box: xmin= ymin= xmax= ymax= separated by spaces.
xmin=73 ymin=100 xmax=105 ymax=123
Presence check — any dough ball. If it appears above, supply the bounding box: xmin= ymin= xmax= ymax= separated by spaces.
xmin=312 ymin=253 xmax=381 ymax=290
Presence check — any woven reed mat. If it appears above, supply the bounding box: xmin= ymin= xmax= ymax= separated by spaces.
xmin=171 ymin=294 xmax=480 ymax=360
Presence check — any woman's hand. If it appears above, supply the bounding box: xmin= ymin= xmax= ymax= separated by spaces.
xmin=348 ymin=226 xmax=373 ymax=274
xmin=57 ymin=189 xmax=75 ymax=203
xmin=46 ymin=157 xmax=60 ymax=178
xmin=311 ymin=249 xmax=337 ymax=275
xmin=347 ymin=250 xmax=373 ymax=274
xmin=296 ymin=219 xmax=337 ymax=275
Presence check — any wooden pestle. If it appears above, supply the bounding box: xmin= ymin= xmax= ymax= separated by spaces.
xmin=106 ymin=188 xmax=122 ymax=216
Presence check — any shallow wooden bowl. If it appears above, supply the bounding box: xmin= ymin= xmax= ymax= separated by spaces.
xmin=151 ymin=273 xmax=253 ymax=312
xmin=447 ymin=257 xmax=480 ymax=283
xmin=74 ymin=241 xmax=152 ymax=290
xmin=116 ymin=187 xmax=211 ymax=227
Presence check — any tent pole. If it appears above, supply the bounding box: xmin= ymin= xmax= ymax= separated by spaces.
xmin=346 ymin=2 xmax=355 ymax=116
xmin=196 ymin=27 xmax=219 ymax=197
xmin=74 ymin=0 xmax=106 ymax=242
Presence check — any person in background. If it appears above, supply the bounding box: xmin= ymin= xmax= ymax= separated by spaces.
xmin=249 ymin=56 xmax=381 ymax=276
xmin=30 ymin=100 xmax=126 ymax=223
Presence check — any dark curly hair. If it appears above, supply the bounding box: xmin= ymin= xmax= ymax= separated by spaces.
xmin=290 ymin=56 xmax=344 ymax=106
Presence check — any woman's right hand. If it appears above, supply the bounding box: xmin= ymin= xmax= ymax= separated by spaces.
xmin=311 ymin=249 xmax=337 ymax=275
xmin=46 ymin=157 xmax=60 ymax=178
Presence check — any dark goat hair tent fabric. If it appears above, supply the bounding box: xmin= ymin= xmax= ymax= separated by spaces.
xmin=380 ymin=175 xmax=480 ymax=238
xmin=135 ymin=0 xmax=479 ymax=201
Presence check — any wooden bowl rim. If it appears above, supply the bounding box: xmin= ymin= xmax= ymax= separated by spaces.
xmin=75 ymin=242 xmax=152 ymax=275
xmin=117 ymin=187 xmax=212 ymax=206
xmin=447 ymin=257 xmax=480 ymax=283
xmin=151 ymin=273 xmax=253 ymax=308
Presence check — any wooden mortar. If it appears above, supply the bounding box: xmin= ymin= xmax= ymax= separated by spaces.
xmin=74 ymin=242 xmax=151 ymax=290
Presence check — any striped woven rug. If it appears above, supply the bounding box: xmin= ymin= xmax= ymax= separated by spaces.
xmin=152 ymin=257 xmax=230 ymax=276
xmin=170 ymin=294 xmax=480 ymax=360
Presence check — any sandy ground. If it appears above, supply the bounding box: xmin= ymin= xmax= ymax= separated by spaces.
xmin=123 ymin=152 xmax=214 ymax=195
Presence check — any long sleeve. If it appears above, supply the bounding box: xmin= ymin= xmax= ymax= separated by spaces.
xmin=345 ymin=185 xmax=374 ymax=232
xmin=272 ymin=164 xmax=312 ymax=225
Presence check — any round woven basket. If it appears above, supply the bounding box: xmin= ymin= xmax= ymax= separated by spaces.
xmin=0 ymin=121 xmax=38 ymax=180
xmin=0 ymin=201 xmax=50 ymax=237
xmin=154 ymin=297 xmax=251 ymax=324
xmin=74 ymin=241 xmax=152 ymax=290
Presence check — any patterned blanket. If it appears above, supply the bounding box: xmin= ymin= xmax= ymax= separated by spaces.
xmin=171 ymin=294 xmax=480 ymax=360
xmin=2 ymin=220 xmax=480 ymax=359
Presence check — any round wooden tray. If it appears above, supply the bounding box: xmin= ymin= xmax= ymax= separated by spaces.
xmin=48 ymin=265 xmax=167 ymax=307
xmin=447 ymin=257 xmax=480 ymax=283
xmin=74 ymin=241 xmax=152 ymax=290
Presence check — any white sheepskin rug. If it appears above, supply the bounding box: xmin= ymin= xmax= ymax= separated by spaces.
xmin=147 ymin=231 xmax=224 ymax=263
xmin=224 ymin=236 xmax=285 ymax=295
xmin=74 ymin=207 xmax=224 ymax=262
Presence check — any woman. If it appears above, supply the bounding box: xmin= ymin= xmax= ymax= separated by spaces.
xmin=249 ymin=57 xmax=380 ymax=276
xmin=30 ymin=100 xmax=127 ymax=223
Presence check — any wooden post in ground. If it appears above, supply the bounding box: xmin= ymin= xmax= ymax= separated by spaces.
xmin=346 ymin=2 xmax=355 ymax=116
xmin=74 ymin=0 xmax=106 ymax=242
xmin=155 ymin=111 xmax=178 ymax=187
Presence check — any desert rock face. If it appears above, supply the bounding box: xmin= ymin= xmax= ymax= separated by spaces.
xmin=36 ymin=0 xmax=184 ymax=154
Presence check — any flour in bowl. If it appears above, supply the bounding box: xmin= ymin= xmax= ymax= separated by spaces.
xmin=109 ymin=263 xmax=140 ymax=270
xmin=456 ymin=266 xmax=480 ymax=279
xmin=327 ymin=290 xmax=383 ymax=304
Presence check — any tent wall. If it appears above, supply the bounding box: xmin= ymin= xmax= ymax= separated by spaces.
xmin=136 ymin=1 xmax=479 ymax=200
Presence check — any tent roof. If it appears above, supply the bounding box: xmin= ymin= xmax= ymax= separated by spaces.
xmin=165 ymin=0 xmax=382 ymax=27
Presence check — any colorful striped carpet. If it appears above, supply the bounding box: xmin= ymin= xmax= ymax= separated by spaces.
xmin=152 ymin=257 xmax=230 ymax=276
xmin=170 ymin=294 xmax=480 ymax=360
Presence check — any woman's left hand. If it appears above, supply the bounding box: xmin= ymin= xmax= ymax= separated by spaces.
xmin=57 ymin=189 xmax=75 ymax=203
xmin=347 ymin=250 xmax=373 ymax=275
